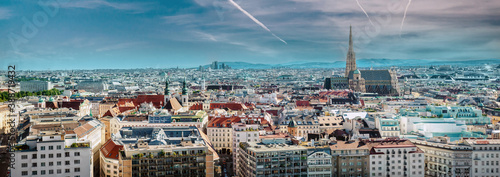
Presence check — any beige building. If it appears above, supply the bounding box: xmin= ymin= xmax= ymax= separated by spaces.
xmin=330 ymin=140 xmax=370 ymax=177
xmin=74 ymin=120 xmax=105 ymax=177
xmin=0 ymin=105 xmax=11 ymax=134
xmin=100 ymin=126 xmax=215 ymax=177
xmin=411 ymin=137 xmax=472 ymax=177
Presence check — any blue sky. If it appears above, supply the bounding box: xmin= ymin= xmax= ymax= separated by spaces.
xmin=0 ymin=0 xmax=499 ymax=70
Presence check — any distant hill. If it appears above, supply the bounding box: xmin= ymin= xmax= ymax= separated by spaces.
xmin=203 ymin=59 xmax=500 ymax=69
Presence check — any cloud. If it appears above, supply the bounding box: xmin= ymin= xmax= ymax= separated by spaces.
xmin=57 ymin=0 xmax=152 ymax=13
xmin=96 ymin=42 xmax=144 ymax=52
xmin=0 ymin=7 xmax=12 ymax=20
xmin=196 ymin=32 xmax=218 ymax=42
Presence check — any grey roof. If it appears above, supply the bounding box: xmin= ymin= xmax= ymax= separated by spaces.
xmin=348 ymin=70 xmax=392 ymax=81
xmin=117 ymin=126 xmax=201 ymax=145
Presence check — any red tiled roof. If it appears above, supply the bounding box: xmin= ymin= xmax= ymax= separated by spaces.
xmin=210 ymin=102 xmax=247 ymax=110
xmin=118 ymin=106 xmax=135 ymax=113
xmin=134 ymin=95 xmax=165 ymax=108
xmin=207 ymin=117 xmax=242 ymax=128
xmin=189 ymin=103 xmax=203 ymax=110
xmin=100 ymin=139 xmax=123 ymax=160
xmin=60 ymin=101 xmax=82 ymax=110
xmin=296 ymin=100 xmax=310 ymax=106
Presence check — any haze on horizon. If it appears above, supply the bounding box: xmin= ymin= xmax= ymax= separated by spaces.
xmin=1 ymin=0 xmax=499 ymax=70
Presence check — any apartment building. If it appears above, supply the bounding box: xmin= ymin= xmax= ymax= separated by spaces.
xmin=237 ymin=142 xmax=308 ymax=177
xmin=109 ymin=111 xmax=207 ymax=135
xmin=411 ymin=137 xmax=472 ymax=177
xmin=74 ymin=120 xmax=106 ymax=177
xmin=100 ymin=126 xmax=215 ymax=177
xmin=330 ymin=140 xmax=369 ymax=177
xmin=464 ymin=139 xmax=500 ymax=177
xmin=375 ymin=116 xmax=400 ymax=138
xmin=366 ymin=139 xmax=425 ymax=177
xmin=303 ymin=139 xmax=332 ymax=177
xmin=12 ymin=132 xmax=92 ymax=177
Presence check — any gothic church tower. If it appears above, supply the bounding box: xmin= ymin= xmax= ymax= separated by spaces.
xmin=345 ymin=26 xmax=357 ymax=77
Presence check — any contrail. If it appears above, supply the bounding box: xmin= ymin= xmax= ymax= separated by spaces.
xmin=228 ymin=0 xmax=287 ymax=44
xmin=355 ymin=0 xmax=375 ymax=27
xmin=400 ymin=0 xmax=412 ymax=36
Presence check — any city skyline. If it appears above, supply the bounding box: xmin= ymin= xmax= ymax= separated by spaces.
xmin=1 ymin=0 xmax=500 ymax=70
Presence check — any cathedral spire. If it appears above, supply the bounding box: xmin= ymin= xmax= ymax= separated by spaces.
xmin=345 ymin=25 xmax=357 ymax=77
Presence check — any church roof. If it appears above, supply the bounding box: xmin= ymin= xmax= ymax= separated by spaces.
xmin=348 ymin=70 xmax=392 ymax=81
xmin=165 ymin=97 xmax=182 ymax=110
xmin=288 ymin=118 xmax=298 ymax=128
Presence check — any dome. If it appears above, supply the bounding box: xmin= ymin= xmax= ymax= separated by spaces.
xmin=288 ymin=118 xmax=298 ymax=128
xmin=353 ymin=69 xmax=360 ymax=74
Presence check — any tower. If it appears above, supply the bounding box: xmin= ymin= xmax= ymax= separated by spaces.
xmin=345 ymin=26 xmax=357 ymax=77
xmin=164 ymin=76 xmax=171 ymax=106
xmin=181 ymin=78 xmax=189 ymax=107
xmin=201 ymin=75 xmax=206 ymax=91
xmin=287 ymin=117 xmax=298 ymax=137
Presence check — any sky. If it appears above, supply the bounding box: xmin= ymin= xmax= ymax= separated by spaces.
xmin=0 ymin=0 xmax=499 ymax=70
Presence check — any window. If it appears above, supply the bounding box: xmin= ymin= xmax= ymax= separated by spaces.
xmin=21 ymin=163 xmax=28 ymax=167
xmin=57 ymin=153 xmax=61 ymax=158
xmin=74 ymin=160 xmax=80 ymax=164
xmin=57 ymin=169 xmax=61 ymax=174
xmin=57 ymin=145 xmax=61 ymax=150
xmin=65 ymin=152 xmax=70 ymax=157
xmin=65 ymin=161 xmax=70 ymax=165
xmin=49 ymin=170 xmax=53 ymax=174
xmin=57 ymin=161 xmax=61 ymax=166
xmin=32 ymin=171 xmax=38 ymax=175
xmin=32 ymin=154 xmax=37 ymax=159
xmin=41 ymin=146 xmax=45 ymax=150
xmin=49 ymin=154 xmax=53 ymax=158
xmin=49 ymin=146 xmax=53 ymax=150
xmin=22 ymin=171 xmax=28 ymax=176
xmin=74 ymin=152 xmax=80 ymax=156
xmin=32 ymin=163 xmax=37 ymax=167
xmin=41 ymin=154 xmax=45 ymax=159
xmin=41 ymin=162 xmax=45 ymax=167
xmin=49 ymin=162 xmax=53 ymax=166
xmin=75 ymin=168 xmax=80 ymax=172
xmin=65 ymin=169 xmax=70 ymax=173
xmin=41 ymin=170 xmax=46 ymax=175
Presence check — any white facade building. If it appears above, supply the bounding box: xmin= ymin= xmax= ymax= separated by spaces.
xmin=20 ymin=80 xmax=52 ymax=92
xmin=368 ymin=141 xmax=425 ymax=177
xmin=465 ymin=139 xmax=500 ymax=177
xmin=12 ymin=133 xmax=92 ymax=177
